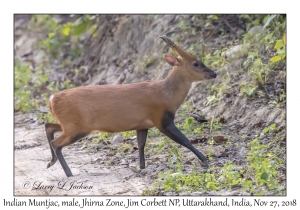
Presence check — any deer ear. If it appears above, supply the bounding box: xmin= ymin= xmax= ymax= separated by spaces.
xmin=165 ymin=54 xmax=179 ymax=67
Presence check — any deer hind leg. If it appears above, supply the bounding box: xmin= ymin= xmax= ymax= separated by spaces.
xmin=50 ymin=130 xmax=89 ymax=177
xmin=45 ymin=123 xmax=62 ymax=168
xmin=136 ymin=129 xmax=148 ymax=169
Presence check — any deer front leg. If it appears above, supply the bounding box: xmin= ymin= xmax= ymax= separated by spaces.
xmin=159 ymin=111 xmax=208 ymax=168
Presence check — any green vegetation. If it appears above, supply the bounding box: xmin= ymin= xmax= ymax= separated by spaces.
xmin=99 ymin=132 xmax=113 ymax=140
xmin=270 ymin=32 xmax=286 ymax=63
xmin=121 ymin=130 xmax=136 ymax=139
xmin=263 ymin=123 xmax=278 ymax=134
xmin=199 ymin=15 xmax=286 ymax=105
xmin=205 ymin=95 xmax=219 ymax=106
xmin=15 ymin=61 xmax=37 ymax=112
xmin=120 ymin=143 xmax=132 ymax=153
xmin=246 ymin=137 xmax=282 ymax=192
xmin=203 ymin=48 xmax=228 ymax=70
xmin=154 ymin=169 xmax=218 ymax=193
xmin=144 ymin=136 xmax=284 ymax=195
xmin=240 ymin=84 xmax=257 ymax=97
xmin=179 ymin=115 xmax=223 ymax=137
xmin=156 ymin=137 xmax=184 ymax=166
xmin=31 ymin=15 xmax=97 ymax=59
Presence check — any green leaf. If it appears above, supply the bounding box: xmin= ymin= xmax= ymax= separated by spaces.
xmin=263 ymin=15 xmax=277 ymax=28
xmin=210 ymin=15 xmax=218 ymax=20
xmin=241 ymin=14 xmax=250 ymax=19
xmin=72 ymin=20 xmax=89 ymax=36
xmin=263 ymin=127 xmax=269 ymax=133
xmin=270 ymin=55 xmax=282 ymax=63
xmin=263 ymin=15 xmax=270 ymax=24
xmin=261 ymin=172 xmax=268 ymax=181
xmin=253 ymin=20 xmax=260 ymax=26
xmin=244 ymin=180 xmax=252 ymax=188
xmin=62 ymin=26 xmax=70 ymax=36
xmin=274 ymin=157 xmax=282 ymax=165
xmin=253 ymin=58 xmax=261 ymax=67
xmin=48 ymin=33 xmax=55 ymax=39
xmin=40 ymin=75 xmax=49 ymax=82
xmin=274 ymin=40 xmax=284 ymax=51
xmin=257 ymin=77 xmax=264 ymax=85
xmin=264 ymin=32 xmax=273 ymax=41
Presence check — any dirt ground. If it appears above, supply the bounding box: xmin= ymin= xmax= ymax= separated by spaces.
xmin=14 ymin=113 xmax=151 ymax=196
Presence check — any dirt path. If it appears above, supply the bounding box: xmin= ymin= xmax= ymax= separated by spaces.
xmin=14 ymin=113 xmax=151 ymax=196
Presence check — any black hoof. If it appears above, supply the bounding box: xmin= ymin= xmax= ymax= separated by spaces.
xmin=66 ymin=173 xmax=73 ymax=177
xmin=47 ymin=159 xmax=57 ymax=168
xmin=202 ymin=160 xmax=209 ymax=168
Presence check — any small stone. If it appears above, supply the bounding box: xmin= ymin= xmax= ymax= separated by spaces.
xmin=225 ymin=98 xmax=232 ymax=103
xmin=112 ymin=134 xmax=124 ymax=145
xmin=120 ymin=159 xmax=129 ymax=165
xmin=91 ymin=157 xmax=101 ymax=163
xmin=191 ymin=191 xmax=203 ymax=196
xmin=225 ymin=45 xmax=244 ymax=59
xmin=212 ymin=145 xmax=224 ymax=157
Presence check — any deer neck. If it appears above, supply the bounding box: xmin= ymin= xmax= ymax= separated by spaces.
xmin=161 ymin=68 xmax=192 ymax=111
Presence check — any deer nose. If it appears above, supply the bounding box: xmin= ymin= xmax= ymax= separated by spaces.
xmin=204 ymin=67 xmax=217 ymax=79
xmin=207 ymin=70 xmax=217 ymax=79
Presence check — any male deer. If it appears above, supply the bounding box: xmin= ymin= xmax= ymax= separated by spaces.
xmin=45 ymin=35 xmax=217 ymax=177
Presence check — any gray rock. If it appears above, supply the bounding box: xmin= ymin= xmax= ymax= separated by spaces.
xmin=248 ymin=25 xmax=265 ymax=35
xmin=112 ymin=134 xmax=124 ymax=145
xmin=225 ymin=45 xmax=244 ymax=59
xmin=120 ymin=159 xmax=129 ymax=165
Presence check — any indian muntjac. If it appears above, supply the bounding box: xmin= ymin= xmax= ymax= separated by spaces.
xmin=45 ymin=35 xmax=217 ymax=177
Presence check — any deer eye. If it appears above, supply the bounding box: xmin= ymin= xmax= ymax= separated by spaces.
xmin=193 ymin=62 xmax=199 ymax=68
